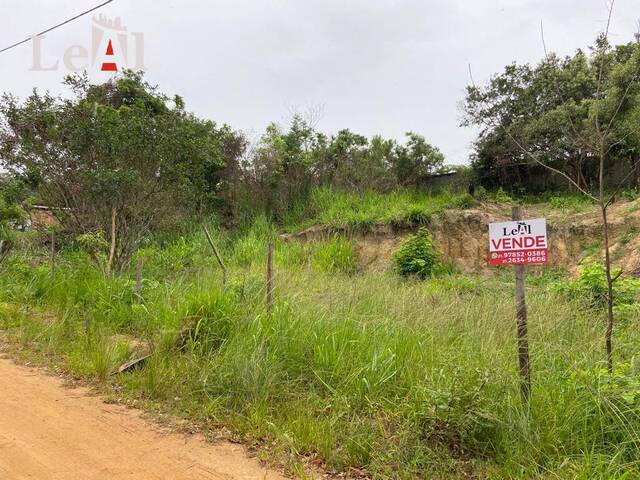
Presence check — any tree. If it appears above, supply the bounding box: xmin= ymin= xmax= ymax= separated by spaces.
xmin=249 ymin=115 xmax=320 ymax=217
xmin=464 ymin=5 xmax=640 ymax=372
xmin=0 ymin=71 xmax=236 ymax=271
xmin=230 ymin=114 xmax=447 ymax=218
xmin=393 ymin=132 xmax=445 ymax=186
xmin=464 ymin=37 xmax=640 ymax=194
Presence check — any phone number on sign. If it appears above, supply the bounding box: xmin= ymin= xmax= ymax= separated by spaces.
xmin=500 ymin=250 xmax=547 ymax=259
xmin=488 ymin=249 xmax=548 ymax=265
xmin=501 ymin=256 xmax=547 ymax=264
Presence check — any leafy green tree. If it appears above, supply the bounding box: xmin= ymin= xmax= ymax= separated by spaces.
xmin=251 ymin=115 xmax=320 ymax=216
xmin=393 ymin=132 xmax=445 ymax=186
xmin=463 ymin=40 xmax=640 ymax=192
xmin=0 ymin=71 xmax=237 ymax=270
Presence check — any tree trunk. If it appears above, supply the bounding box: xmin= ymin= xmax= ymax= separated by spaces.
xmin=601 ymin=205 xmax=615 ymax=373
xmin=596 ymin=115 xmax=615 ymax=372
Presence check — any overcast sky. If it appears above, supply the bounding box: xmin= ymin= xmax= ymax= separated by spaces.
xmin=2 ymin=0 xmax=639 ymax=164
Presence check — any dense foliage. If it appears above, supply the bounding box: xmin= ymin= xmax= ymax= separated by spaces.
xmin=0 ymin=71 xmax=242 ymax=269
xmin=0 ymin=72 xmax=450 ymax=264
xmin=463 ymin=36 xmax=640 ymax=191
xmin=393 ymin=227 xmax=443 ymax=278
xmin=242 ymin=118 xmax=447 ymax=219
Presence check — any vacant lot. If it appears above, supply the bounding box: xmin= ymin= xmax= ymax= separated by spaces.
xmin=2 ymin=191 xmax=639 ymax=479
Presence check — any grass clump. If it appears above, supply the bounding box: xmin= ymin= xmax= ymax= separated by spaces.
xmin=312 ymin=236 xmax=358 ymax=274
xmin=286 ymin=186 xmax=475 ymax=232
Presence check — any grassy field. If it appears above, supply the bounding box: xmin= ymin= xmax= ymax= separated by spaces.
xmin=1 ymin=195 xmax=640 ymax=479
xmin=281 ymin=186 xmax=603 ymax=233
xmin=282 ymin=186 xmax=476 ymax=232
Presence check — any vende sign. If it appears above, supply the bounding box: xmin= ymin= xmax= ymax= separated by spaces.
xmin=488 ymin=218 xmax=548 ymax=266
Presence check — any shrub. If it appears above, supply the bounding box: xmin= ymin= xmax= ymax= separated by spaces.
xmin=449 ymin=193 xmax=475 ymax=209
xmin=474 ymin=185 xmax=488 ymax=201
xmin=493 ymin=187 xmax=512 ymax=203
xmin=553 ymin=262 xmax=640 ymax=317
xmin=393 ymin=227 xmax=443 ymax=279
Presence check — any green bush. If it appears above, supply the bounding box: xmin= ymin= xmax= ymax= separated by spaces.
xmin=553 ymin=262 xmax=640 ymax=317
xmin=493 ymin=187 xmax=512 ymax=203
xmin=449 ymin=193 xmax=475 ymax=209
xmin=393 ymin=227 xmax=443 ymax=279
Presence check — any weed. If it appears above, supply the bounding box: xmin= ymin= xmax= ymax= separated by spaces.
xmin=312 ymin=236 xmax=358 ymax=274
xmin=393 ymin=227 xmax=444 ymax=279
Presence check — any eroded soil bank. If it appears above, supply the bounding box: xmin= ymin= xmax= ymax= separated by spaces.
xmin=284 ymin=200 xmax=640 ymax=273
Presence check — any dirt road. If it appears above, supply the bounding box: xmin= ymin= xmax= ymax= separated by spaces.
xmin=0 ymin=357 xmax=288 ymax=480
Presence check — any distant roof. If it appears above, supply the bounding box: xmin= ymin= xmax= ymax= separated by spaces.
xmin=428 ymin=170 xmax=458 ymax=178
xmin=31 ymin=205 xmax=71 ymax=211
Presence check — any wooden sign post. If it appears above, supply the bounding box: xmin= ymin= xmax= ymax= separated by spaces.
xmin=488 ymin=207 xmax=548 ymax=402
xmin=512 ymin=206 xmax=531 ymax=402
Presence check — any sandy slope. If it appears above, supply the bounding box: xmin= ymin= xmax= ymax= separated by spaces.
xmin=0 ymin=358 xmax=287 ymax=480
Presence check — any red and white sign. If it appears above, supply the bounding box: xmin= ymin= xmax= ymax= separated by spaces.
xmin=488 ymin=218 xmax=548 ymax=266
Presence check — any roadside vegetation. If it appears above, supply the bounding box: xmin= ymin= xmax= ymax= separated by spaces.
xmin=1 ymin=203 xmax=639 ymax=479
xmin=1 ymin=27 xmax=640 ymax=480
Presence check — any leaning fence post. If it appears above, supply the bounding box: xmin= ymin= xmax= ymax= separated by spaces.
xmin=267 ymin=241 xmax=274 ymax=311
xmin=203 ymin=225 xmax=227 ymax=286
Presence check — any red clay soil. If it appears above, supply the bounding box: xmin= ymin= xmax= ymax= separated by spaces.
xmin=0 ymin=357 xmax=288 ymax=480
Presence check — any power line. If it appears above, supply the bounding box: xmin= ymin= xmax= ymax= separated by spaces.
xmin=0 ymin=0 xmax=115 ymax=55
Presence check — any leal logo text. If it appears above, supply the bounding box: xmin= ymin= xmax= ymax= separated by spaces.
xmin=31 ymin=15 xmax=145 ymax=72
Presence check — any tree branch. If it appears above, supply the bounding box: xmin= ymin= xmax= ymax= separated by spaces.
xmin=467 ymin=63 xmax=598 ymax=201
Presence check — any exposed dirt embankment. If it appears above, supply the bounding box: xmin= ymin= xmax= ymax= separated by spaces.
xmin=284 ymin=200 xmax=640 ymax=274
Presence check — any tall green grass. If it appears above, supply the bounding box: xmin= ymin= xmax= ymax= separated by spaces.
xmin=0 ymin=218 xmax=639 ymax=478
xmin=284 ymin=186 xmax=474 ymax=232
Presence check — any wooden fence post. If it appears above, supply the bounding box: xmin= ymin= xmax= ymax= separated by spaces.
xmin=203 ymin=225 xmax=227 ymax=286
xmin=267 ymin=241 xmax=274 ymax=311
xmin=50 ymin=231 xmax=56 ymax=279
xmin=135 ymin=256 xmax=144 ymax=303
xmin=512 ymin=205 xmax=531 ymax=402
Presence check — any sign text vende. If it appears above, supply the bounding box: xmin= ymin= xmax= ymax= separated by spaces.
xmin=488 ymin=218 xmax=548 ymax=266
